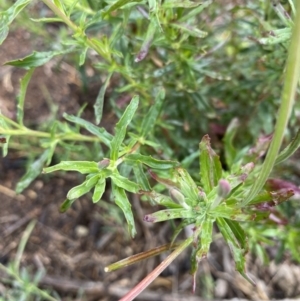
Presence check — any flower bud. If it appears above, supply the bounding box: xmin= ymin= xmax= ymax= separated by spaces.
xmin=217 ymin=179 xmax=231 ymax=198
xmin=169 ymin=188 xmax=189 ymax=209
xmin=98 ymin=158 xmax=110 ymax=169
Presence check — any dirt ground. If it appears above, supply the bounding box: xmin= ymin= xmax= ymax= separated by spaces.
xmin=1 ymin=28 xmax=300 ymax=301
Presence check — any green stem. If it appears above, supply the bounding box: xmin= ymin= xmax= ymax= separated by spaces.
xmin=0 ymin=127 xmax=100 ymax=142
xmin=41 ymin=0 xmax=77 ymax=31
xmin=243 ymin=2 xmax=300 ymax=206
xmin=41 ymin=0 xmax=150 ymax=99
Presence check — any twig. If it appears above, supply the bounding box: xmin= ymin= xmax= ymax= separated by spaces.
xmin=3 ymin=208 xmax=40 ymax=237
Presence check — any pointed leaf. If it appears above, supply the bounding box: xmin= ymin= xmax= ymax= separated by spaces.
xmin=94 ymin=73 xmax=113 ymax=124
xmin=162 ymin=0 xmax=204 ymax=8
xmin=112 ymin=182 xmax=136 ymax=237
xmin=102 ymin=0 xmax=142 ymax=17
xmin=223 ymin=118 xmax=239 ymax=168
xmin=4 ymin=50 xmax=71 ymax=69
xmin=275 ymin=129 xmax=300 ymax=165
xmin=125 ymin=153 xmax=178 ymax=169
xmin=199 ymin=135 xmax=222 ymax=193
xmin=196 ymin=218 xmax=213 ymax=258
xmin=43 ymin=161 xmax=99 ymax=174
xmin=16 ymin=149 xmax=50 ymax=194
xmin=141 ymin=190 xmax=181 ymax=208
xmin=179 ymin=1 xmax=212 ymax=22
xmin=110 ymin=96 xmax=139 ymax=161
xmin=110 ymin=172 xmax=140 ymax=193
xmin=92 ymin=178 xmax=106 ymax=203
xmin=176 ymin=168 xmax=200 ymax=206
xmin=224 ymin=219 xmax=247 ymax=250
xmin=17 ymin=68 xmax=35 ymax=126
xmin=216 ymin=217 xmax=255 ymax=285
xmin=140 ymin=88 xmax=165 ymax=137
xmin=67 ymin=175 xmax=99 ymax=200
xmin=144 ymin=208 xmax=194 ymax=223
xmin=63 ymin=113 xmax=113 ymax=147
xmin=0 ymin=0 xmax=31 ymax=45
xmin=133 ymin=164 xmax=151 ymax=191
xmin=60 ymin=199 xmax=74 ymax=212
xmin=135 ymin=17 xmax=157 ymax=62
xmin=170 ymin=23 xmax=207 ymax=38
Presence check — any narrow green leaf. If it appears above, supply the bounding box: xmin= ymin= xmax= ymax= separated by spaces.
xmin=125 ymin=153 xmax=178 ymax=169
xmin=43 ymin=161 xmax=99 ymax=174
xmin=17 ymin=68 xmax=35 ymax=126
xmin=199 ymin=135 xmax=222 ymax=193
xmin=94 ymin=72 xmax=113 ymax=124
xmin=133 ymin=164 xmax=151 ymax=191
xmin=30 ymin=17 xmax=63 ymax=23
xmin=110 ymin=172 xmax=140 ymax=193
xmin=0 ymin=0 xmax=31 ymax=45
xmin=135 ymin=17 xmax=157 ymax=63
xmin=67 ymin=175 xmax=99 ymax=200
xmin=60 ymin=199 xmax=74 ymax=212
xmin=112 ymin=182 xmax=136 ymax=237
xmin=170 ymin=23 xmax=207 ymax=38
xmin=109 ymin=23 xmax=124 ymax=48
xmin=92 ymin=178 xmax=106 ymax=203
xmin=275 ymin=130 xmax=300 ymax=165
xmin=224 ymin=219 xmax=247 ymax=250
xmin=141 ymin=190 xmax=181 ymax=208
xmin=176 ymin=168 xmax=199 ymax=206
xmin=162 ymin=0 xmax=203 ymax=8
xmin=217 ymin=217 xmax=255 ymax=285
xmin=0 ymin=15 xmax=9 ymax=46
xmin=79 ymin=47 xmax=88 ymax=66
xmin=179 ymin=1 xmax=212 ymax=22
xmin=102 ymin=0 xmax=142 ymax=17
xmin=196 ymin=218 xmax=213 ymax=260
xmin=223 ymin=118 xmax=239 ymax=168
xmin=53 ymin=0 xmax=66 ymax=14
xmin=16 ymin=149 xmax=50 ymax=194
xmin=110 ymin=96 xmax=139 ymax=161
xmin=144 ymin=208 xmax=194 ymax=223
xmin=4 ymin=50 xmax=71 ymax=69
xmin=63 ymin=113 xmax=113 ymax=147
xmin=140 ymin=88 xmax=165 ymax=137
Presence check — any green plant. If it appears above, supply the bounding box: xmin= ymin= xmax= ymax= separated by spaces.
xmin=1 ymin=0 xmax=300 ymax=300
xmin=0 ymin=221 xmax=58 ymax=301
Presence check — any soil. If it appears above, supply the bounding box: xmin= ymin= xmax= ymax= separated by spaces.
xmin=1 ymin=28 xmax=300 ymax=301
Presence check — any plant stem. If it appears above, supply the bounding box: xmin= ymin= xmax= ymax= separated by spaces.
xmin=41 ymin=0 xmax=150 ymax=99
xmin=243 ymin=2 xmax=300 ymax=206
xmin=119 ymin=237 xmax=193 ymax=301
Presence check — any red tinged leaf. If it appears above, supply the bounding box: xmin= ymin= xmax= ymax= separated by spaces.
xmin=266 ymin=178 xmax=300 ymax=196
xmin=0 ymin=137 xmax=7 ymax=143
xmin=148 ymin=169 xmax=178 ymax=188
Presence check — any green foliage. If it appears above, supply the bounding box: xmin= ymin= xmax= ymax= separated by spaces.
xmin=1 ymin=0 xmax=300 ymax=299
xmin=0 ymin=221 xmax=58 ymax=301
